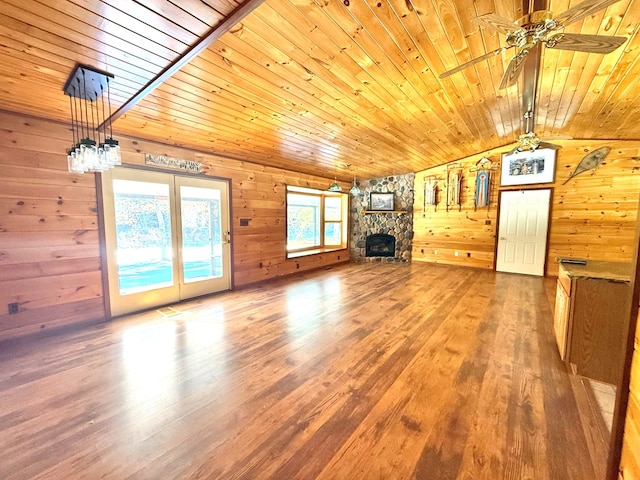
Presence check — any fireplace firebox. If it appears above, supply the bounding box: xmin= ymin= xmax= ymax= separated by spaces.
xmin=365 ymin=233 xmax=396 ymax=257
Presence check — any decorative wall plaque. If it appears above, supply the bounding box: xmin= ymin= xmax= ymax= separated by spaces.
xmin=144 ymin=153 xmax=203 ymax=173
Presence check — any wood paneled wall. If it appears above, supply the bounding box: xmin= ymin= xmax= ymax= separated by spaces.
xmin=413 ymin=140 xmax=640 ymax=276
xmin=412 ymin=148 xmax=504 ymax=269
xmin=0 ymin=110 xmax=348 ymax=339
xmin=0 ymin=111 xmax=104 ymax=339
xmin=619 ymin=308 xmax=640 ymax=479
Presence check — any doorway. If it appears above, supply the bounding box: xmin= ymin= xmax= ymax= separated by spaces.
xmin=496 ymin=188 xmax=551 ymax=276
xmin=100 ymin=167 xmax=231 ymax=317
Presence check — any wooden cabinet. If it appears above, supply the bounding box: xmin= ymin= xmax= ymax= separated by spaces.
xmin=554 ymin=261 xmax=632 ymax=385
xmin=553 ymin=277 xmax=570 ymax=361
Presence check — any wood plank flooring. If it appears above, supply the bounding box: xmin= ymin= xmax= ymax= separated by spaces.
xmin=0 ymin=263 xmax=608 ymax=479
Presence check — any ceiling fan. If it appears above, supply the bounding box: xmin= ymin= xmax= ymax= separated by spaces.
xmin=440 ymin=0 xmax=628 ymax=89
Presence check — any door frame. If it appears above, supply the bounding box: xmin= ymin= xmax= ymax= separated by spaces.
xmin=96 ymin=165 xmax=234 ymax=319
xmin=493 ymin=187 xmax=553 ymax=276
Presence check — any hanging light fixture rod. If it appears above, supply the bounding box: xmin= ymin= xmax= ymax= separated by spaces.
xmin=520 ymin=0 xmax=546 ymax=135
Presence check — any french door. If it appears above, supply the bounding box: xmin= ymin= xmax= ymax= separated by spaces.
xmin=100 ymin=167 xmax=231 ymax=317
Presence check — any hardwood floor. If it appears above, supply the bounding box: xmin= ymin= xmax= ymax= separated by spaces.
xmin=0 ymin=263 xmax=608 ymax=479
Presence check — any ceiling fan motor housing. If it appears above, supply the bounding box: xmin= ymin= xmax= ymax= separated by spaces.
xmin=507 ymin=11 xmax=561 ymax=50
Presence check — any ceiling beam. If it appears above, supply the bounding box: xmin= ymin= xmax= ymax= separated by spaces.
xmin=101 ymin=0 xmax=266 ymax=128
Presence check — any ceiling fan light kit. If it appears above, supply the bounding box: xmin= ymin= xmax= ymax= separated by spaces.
xmin=508 ymin=132 xmax=563 ymax=154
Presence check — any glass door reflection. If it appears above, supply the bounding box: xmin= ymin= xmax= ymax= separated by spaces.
xmin=180 ymin=186 xmax=222 ymax=283
xmin=113 ymin=179 xmax=174 ymax=295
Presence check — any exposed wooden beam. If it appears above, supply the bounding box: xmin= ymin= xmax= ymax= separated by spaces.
xmin=102 ymin=0 xmax=266 ymax=128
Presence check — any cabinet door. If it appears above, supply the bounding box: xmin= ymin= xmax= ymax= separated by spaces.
xmin=554 ymin=281 xmax=570 ymax=360
xmin=569 ymin=279 xmax=630 ymax=384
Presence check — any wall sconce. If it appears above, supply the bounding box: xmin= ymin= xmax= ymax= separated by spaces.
xmin=64 ymin=64 xmax=121 ymax=173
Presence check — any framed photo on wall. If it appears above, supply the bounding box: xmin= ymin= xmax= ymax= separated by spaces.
xmin=500 ymin=148 xmax=556 ymax=186
xmin=369 ymin=192 xmax=394 ymax=211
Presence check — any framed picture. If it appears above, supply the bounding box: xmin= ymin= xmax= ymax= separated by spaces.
xmin=369 ymin=192 xmax=395 ymax=211
xmin=500 ymin=148 xmax=556 ymax=186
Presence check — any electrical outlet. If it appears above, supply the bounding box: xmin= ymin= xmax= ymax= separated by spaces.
xmin=454 ymin=251 xmax=459 ymax=257
xmin=8 ymin=302 xmax=19 ymax=314
xmin=434 ymin=249 xmax=438 ymax=255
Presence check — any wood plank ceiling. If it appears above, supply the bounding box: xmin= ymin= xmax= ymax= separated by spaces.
xmin=0 ymin=0 xmax=639 ymax=181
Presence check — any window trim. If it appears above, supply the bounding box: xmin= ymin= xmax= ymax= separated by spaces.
xmin=286 ymin=185 xmax=348 ymax=258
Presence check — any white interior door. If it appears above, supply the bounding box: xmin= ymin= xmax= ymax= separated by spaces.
xmin=101 ymin=167 xmax=231 ymax=317
xmin=496 ymin=189 xmax=551 ymax=276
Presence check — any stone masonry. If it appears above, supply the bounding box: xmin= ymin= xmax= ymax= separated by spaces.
xmin=350 ymin=173 xmax=414 ymax=262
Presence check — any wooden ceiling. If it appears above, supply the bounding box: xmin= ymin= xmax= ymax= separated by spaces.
xmin=1 ymin=0 xmax=639 ymax=181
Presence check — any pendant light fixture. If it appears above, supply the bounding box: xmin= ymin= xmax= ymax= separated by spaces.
xmin=64 ymin=64 xmax=121 ymax=173
xmin=349 ymin=174 xmax=361 ymax=195
xmin=327 ymin=176 xmax=343 ymax=192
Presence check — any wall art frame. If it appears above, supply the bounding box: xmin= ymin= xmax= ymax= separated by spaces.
xmin=369 ymin=192 xmax=395 ymax=211
xmin=500 ymin=148 xmax=556 ymax=186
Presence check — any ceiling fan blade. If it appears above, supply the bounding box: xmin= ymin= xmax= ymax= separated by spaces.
xmin=499 ymin=50 xmax=528 ymax=89
xmin=439 ymin=47 xmax=509 ymax=79
xmin=473 ymin=13 xmax=520 ymax=34
xmin=554 ymin=0 xmax=622 ymax=26
xmin=547 ymin=33 xmax=626 ymax=53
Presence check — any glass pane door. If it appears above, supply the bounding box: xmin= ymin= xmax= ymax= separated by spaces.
xmin=101 ymin=168 xmax=231 ymax=317
xmin=113 ymin=179 xmax=174 ymax=295
xmin=180 ymin=186 xmax=221 ymax=283
xmin=176 ymin=175 xmax=230 ymax=299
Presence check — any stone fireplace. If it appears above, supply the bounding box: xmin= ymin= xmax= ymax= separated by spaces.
xmin=365 ymin=234 xmax=396 ymax=257
xmin=350 ymin=173 xmax=414 ymax=262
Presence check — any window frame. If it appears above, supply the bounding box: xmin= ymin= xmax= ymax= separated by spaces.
xmin=286 ymin=185 xmax=348 ymax=258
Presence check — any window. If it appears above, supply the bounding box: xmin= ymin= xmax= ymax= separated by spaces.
xmin=286 ymin=186 xmax=348 ymax=257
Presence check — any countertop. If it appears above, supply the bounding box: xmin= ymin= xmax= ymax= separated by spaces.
xmin=558 ymin=260 xmax=632 ymax=283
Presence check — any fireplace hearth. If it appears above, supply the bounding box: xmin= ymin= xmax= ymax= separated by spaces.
xmin=365 ymin=233 xmax=396 ymax=257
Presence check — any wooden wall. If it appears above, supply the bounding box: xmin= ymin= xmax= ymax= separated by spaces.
xmin=0 ymin=110 xmax=349 ymax=339
xmin=413 ymin=140 xmax=640 ymax=276
xmin=412 ymin=148 xmax=503 ymax=270
xmin=619 ymin=307 xmax=640 ymax=479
